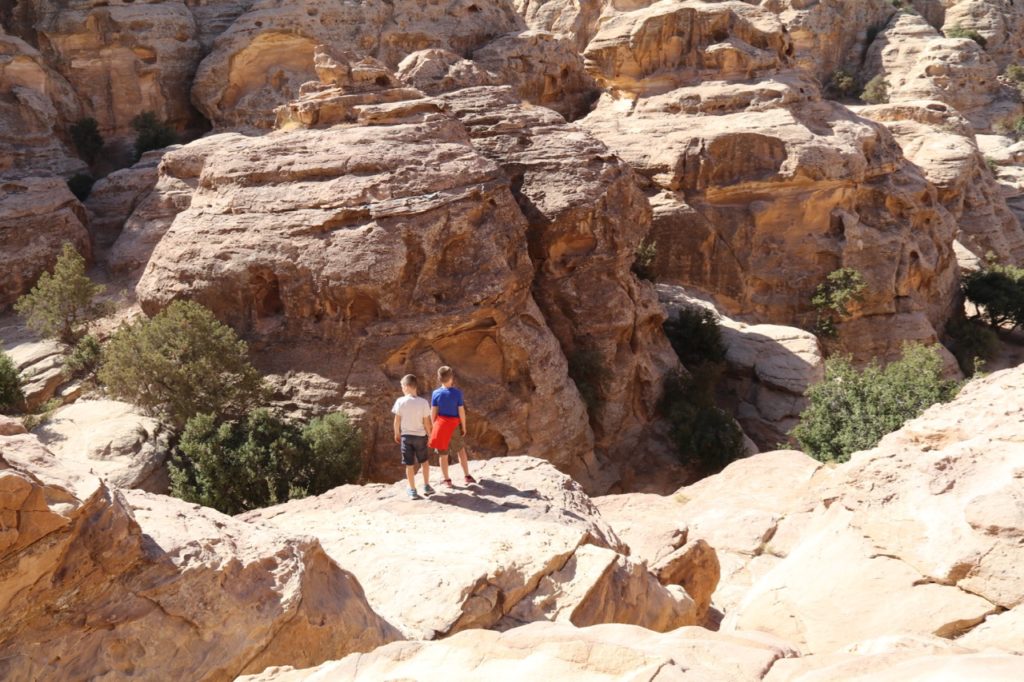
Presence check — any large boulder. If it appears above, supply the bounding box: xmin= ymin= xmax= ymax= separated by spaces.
xmin=84 ymin=149 xmax=167 ymax=250
xmin=0 ymin=432 xmax=400 ymax=680
xmin=32 ymin=399 xmax=171 ymax=493
xmin=512 ymin=0 xmax=607 ymax=51
xmin=243 ymin=456 xmax=702 ymax=639
xmin=0 ymin=176 xmax=90 ymax=310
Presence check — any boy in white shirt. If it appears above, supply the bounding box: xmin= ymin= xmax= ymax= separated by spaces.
xmin=392 ymin=374 xmax=434 ymax=499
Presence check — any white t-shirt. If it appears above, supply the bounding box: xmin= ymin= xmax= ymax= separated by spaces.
xmin=392 ymin=395 xmax=431 ymax=436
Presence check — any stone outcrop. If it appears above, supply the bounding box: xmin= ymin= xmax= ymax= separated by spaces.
xmin=84 ymin=149 xmax=166 ymax=250
xmin=243 ymin=456 xmax=703 ymax=639
xmin=240 ymin=621 xmax=799 ymax=681
xmin=583 ymin=0 xmax=792 ymax=97
xmin=0 ymin=31 xmax=83 ymax=180
xmin=943 ymin=0 xmax=1024 ymax=70
xmin=513 ymin=0 xmax=606 ymax=51
xmin=860 ymin=100 xmax=1024 ymax=265
xmin=659 ymin=285 xmax=823 ymax=449
xmin=582 ymin=73 xmax=960 ymax=363
xmin=396 ymin=49 xmax=500 ymax=95
xmin=865 ymin=11 xmax=1021 ymax=131
xmin=0 ymin=431 xmax=400 ymax=681
xmin=191 ymin=0 xmax=525 ymax=128
xmin=33 ymin=399 xmax=171 ymax=494
xmin=0 ymin=176 xmax=90 ymax=310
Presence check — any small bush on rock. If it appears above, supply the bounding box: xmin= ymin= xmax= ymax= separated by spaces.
xmin=659 ymin=366 xmax=746 ymax=474
xmin=99 ymin=300 xmax=264 ymax=431
xmin=663 ymin=307 xmax=727 ymax=367
xmin=945 ymin=25 xmax=987 ymax=48
xmin=70 ymin=117 xmax=104 ymax=165
xmin=132 ymin=112 xmax=177 ymax=160
xmin=963 ymin=263 xmax=1024 ymax=330
xmin=792 ymin=343 xmax=960 ymax=463
xmin=170 ymin=409 xmax=363 ymax=514
xmin=14 ymin=243 xmax=106 ymax=345
xmin=860 ymin=75 xmax=889 ymax=104
xmin=632 ymin=240 xmax=658 ymax=281
xmin=811 ymin=267 xmax=866 ymax=337
xmin=827 ymin=70 xmax=858 ymax=99
xmin=67 ymin=173 xmax=95 ymax=202
xmin=0 ymin=349 xmax=23 ymax=413
xmin=945 ymin=318 xmax=999 ymax=377
xmin=63 ymin=334 xmax=103 ymax=384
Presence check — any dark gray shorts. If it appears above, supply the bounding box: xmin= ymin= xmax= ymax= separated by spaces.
xmin=400 ymin=435 xmax=429 ymax=466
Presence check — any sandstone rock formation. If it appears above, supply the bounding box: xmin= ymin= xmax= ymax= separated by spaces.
xmin=191 ymin=0 xmax=525 ymax=128
xmin=659 ymin=284 xmax=823 ymax=450
xmin=860 ymin=100 xmax=1024 ymax=264
xmin=84 ymin=149 xmax=166 ymax=250
xmin=0 ymin=430 xmax=400 ymax=680
xmin=864 ymin=11 xmax=1021 ymax=131
xmin=513 ymin=0 xmax=606 ymax=51
xmin=33 ymin=399 xmax=170 ymax=493
xmin=943 ymin=0 xmax=1024 ymax=70
xmin=243 ymin=456 xmax=704 ymax=639
xmin=0 ymin=30 xmax=83 ymax=179
xmin=396 ymin=49 xmax=499 ymax=95
xmin=0 ymin=176 xmax=90 ymax=310
xmin=242 ymin=621 xmax=798 ymax=681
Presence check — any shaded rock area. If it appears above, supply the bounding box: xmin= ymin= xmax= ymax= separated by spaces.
xmin=243 ymin=457 xmax=706 ymax=640
xmin=0 ymin=431 xmax=400 ymax=681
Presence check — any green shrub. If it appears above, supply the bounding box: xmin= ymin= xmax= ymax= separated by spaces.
xmin=811 ymin=267 xmax=867 ymax=336
xmin=21 ymin=397 xmax=63 ymax=431
xmin=63 ymin=334 xmax=103 ymax=384
xmin=1005 ymin=64 xmax=1024 ymax=92
xmin=945 ymin=25 xmax=987 ymax=48
xmin=131 ymin=112 xmax=177 ymax=160
xmin=67 ymin=173 xmax=95 ymax=202
xmin=962 ymin=263 xmax=1024 ymax=330
xmin=632 ymin=240 xmax=658 ymax=282
xmin=568 ymin=348 xmax=607 ymax=412
xmin=14 ymin=243 xmax=106 ymax=345
xmin=945 ymin=318 xmax=999 ymax=376
xmin=69 ymin=117 xmax=104 ymax=164
xmin=792 ymin=343 xmax=960 ymax=463
xmin=860 ymin=75 xmax=890 ymax=104
xmin=827 ymin=70 xmax=858 ymax=99
xmin=663 ymin=307 xmax=727 ymax=368
xmin=170 ymin=408 xmax=363 ymax=515
xmin=99 ymin=300 xmax=264 ymax=431
xmin=984 ymin=156 xmax=1000 ymax=174
xmin=0 ymin=349 xmax=23 ymax=412
xmin=659 ymin=366 xmax=746 ymax=474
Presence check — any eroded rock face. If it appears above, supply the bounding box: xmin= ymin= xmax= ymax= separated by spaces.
xmin=243 ymin=457 xmax=700 ymax=639
xmin=438 ymin=85 xmax=679 ymax=478
xmin=0 ymin=433 xmax=400 ymax=681
xmin=582 ymin=74 xmax=960 ymax=363
xmin=860 ymin=100 xmax=1024 ymax=264
xmin=396 ymin=49 xmax=499 ymax=95
xmin=0 ymin=31 xmax=83 ymax=180
xmin=943 ymin=0 xmax=1024 ymax=70
xmin=0 ymin=176 xmax=90 ymax=310
xmin=84 ymin=149 xmax=166 ymax=249
xmin=191 ymin=0 xmax=525 ymax=128
xmin=239 ymin=621 xmax=799 ymax=681
xmin=513 ymin=0 xmax=607 ymax=50
xmin=865 ymin=11 xmax=1021 ymax=131
xmin=583 ymin=0 xmax=792 ymax=97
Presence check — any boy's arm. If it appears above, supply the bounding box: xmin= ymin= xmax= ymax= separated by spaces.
xmin=431 ymin=406 xmax=439 ymax=421
xmin=422 ymin=415 xmax=433 ymax=434
xmin=458 ymin=405 xmax=467 ymax=434
xmin=393 ymin=414 xmax=402 ymax=444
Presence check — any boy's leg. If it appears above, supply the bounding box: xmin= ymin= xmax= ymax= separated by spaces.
xmin=421 ymin=458 xmax=430 ymax=485
xmin=457 ymin=447 xmax=470 ymax=476
xmin=405 ymin=464 xmax=417 ymax=490
xmin=438 ymin=451 xmax=450 ymax=480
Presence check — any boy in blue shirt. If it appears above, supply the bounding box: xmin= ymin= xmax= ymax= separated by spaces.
xmin=431 ymin=365 xmax=476 ymax=487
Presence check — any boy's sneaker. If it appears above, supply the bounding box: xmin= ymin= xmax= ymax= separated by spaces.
xmin=407 ymin=488 xmax=421 ymax=500
xmin=422 ymin=484 xmax=436 ymax=496
xmin=442 ymin=478 xmax=454 ymax=488
xmin=464 ymin=475 xmax=478 ymax=484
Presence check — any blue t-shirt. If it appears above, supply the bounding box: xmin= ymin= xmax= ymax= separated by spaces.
xmin=431 ymin=386 xmax=464 ymax=418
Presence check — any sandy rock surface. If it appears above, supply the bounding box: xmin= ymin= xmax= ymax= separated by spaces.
xmin=243 ymin=456 xmax=701 ymax=639
xmin=33 ymin=399 xmax=170 ymax=493
xmin=0 ymin=431 xmax=400 ymax=681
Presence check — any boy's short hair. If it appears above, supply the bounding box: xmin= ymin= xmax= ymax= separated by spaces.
xmin=437 ymin=366 xmax=454 ymax=383
xmin=400 ymin=374 xmax=418 ymax=388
